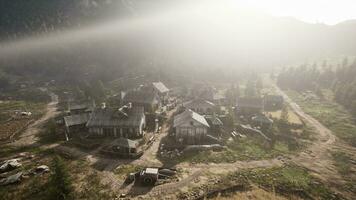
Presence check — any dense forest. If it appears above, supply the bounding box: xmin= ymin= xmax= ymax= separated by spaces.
xmin=277 ymin=57 xmax=356 ymax=116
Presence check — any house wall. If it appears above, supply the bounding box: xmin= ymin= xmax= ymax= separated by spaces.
xmin=88 ymin=124 xmax=144 ymax=139
xmin=175 ymin=120 xmax=208 ymax=145
xmin=123 ymin=101 xmax=158 ymax=113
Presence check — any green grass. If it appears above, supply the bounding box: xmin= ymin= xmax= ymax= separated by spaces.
xmin=172 ymin=137 xmax=304 ymax=164
xmin=331 ymin=151 xmax=352 ymax=175
xmin=237 ymin=165 xmax=342 ymax=199
xmin=180 ymin=165 xmax=342 ymax=200
xmin=114 ymin=164 xmax=144 ymax=178
xmin=286 ymin=89 xmax=356 ymax=146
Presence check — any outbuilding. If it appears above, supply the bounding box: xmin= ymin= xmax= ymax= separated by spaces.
xmin=173 ymin=109 xmax=210 ymax=145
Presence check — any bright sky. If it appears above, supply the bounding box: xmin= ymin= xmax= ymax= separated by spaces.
xmin=235 ymin=0 xmax=356 ymax=25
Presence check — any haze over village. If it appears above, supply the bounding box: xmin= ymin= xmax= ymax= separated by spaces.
xmin=0 ymin=1 xmax=356 ymax=200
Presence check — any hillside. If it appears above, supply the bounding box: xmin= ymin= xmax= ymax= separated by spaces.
xmin=0 ymin=0 xmax=356 ymax=84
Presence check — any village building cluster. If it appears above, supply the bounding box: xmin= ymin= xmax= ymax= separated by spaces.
xmin=57 ymin=80 xmax=285 ymax=158
xmin=58 ymin=81 xmax=172 ymax=157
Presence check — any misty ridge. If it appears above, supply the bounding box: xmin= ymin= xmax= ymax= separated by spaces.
xmin=1 ymin=0 xmax=356 ymax=83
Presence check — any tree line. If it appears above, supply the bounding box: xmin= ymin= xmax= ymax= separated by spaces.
xmin=277 ymin=57 xmax=356 ymax=116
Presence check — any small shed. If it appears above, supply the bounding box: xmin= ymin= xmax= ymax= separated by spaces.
xmin=112 ymin=138 xmax=139 ymax=155
xmin=251 ymin=115 xmax=273 ymax=129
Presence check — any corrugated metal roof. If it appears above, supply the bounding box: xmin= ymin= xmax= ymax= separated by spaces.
xmin=152 ymin=82 xmax=169 ymax=93
xmin=69 ymin=101 xmax=93 ymax=111
xmin=183 ymin=99 xmax=215 ymax=108
xmin=64 ymin=113 xmax=91 ymax=127
xmin=86 ymin=106 xmax=144 ymax=127
xmin=173 ymin=109 xmax=210 ymax=127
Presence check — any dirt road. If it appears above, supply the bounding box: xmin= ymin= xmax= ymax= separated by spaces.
xmin=132 ymin=108 xmax=177 ymax=166
xmin=274 ymin=85 xmax=354 ymax=198
xmin=9 ymin=92 xmax=58 ymax=147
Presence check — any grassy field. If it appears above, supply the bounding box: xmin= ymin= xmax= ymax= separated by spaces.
xmin=171 ymin=129 xmax=312 ymax=164
xmin=330 ymin=151 xmax=356 ymax=193
xmin=180 ymin=165 xmax=342 ymax=200
xmin=267 ymin=108 xmax=303 ymax=125
xmin=285 ymin=89 xmax=356 ymax=147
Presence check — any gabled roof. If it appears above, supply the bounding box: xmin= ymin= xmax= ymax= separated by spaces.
xmin=68 ymin=101 xmax=93 ymax=111
xmin=183 ymin=99 xmax=215 ymax=108
xmin=123 ymin=90 xmax=158 ymax=105
xmin=64 ymin=113 xmax=91 ymax=127
xmin=86 ymin=106 xmax=144 ymax=127
xmin=173 ymin=109 xmax=210 ymax=127
xmin=152 ymin=82 xmax=169 ymax=93
xmin=238 ymin=97 xmax=263 ymax=108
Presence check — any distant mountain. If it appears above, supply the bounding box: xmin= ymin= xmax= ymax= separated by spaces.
xmin=0 ymin=0 xmax=356 ymax=83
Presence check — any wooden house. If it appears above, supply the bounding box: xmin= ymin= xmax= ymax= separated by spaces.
xmin=123 ymin=90 xmax=160 ymax=113
xmin=173 ymin=109 xmax=210 ymax=145
xmin=183 ymin=99 xmax=216 ymax=115
xmin=237 ymin=97 xmax=264 ymax=115
xmin=86 ymin=104 xmax=146 ymax=138
xmin=141 ymin=81 xmax=170 ymax=105
xmin=152 ymin=82 xmax=169 ymax=96
xmin=68 ymin=101 xmax=94 ymax=115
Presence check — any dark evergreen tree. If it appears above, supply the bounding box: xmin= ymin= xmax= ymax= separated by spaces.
xmin=47 ymin=156 xmax=73 ymax=200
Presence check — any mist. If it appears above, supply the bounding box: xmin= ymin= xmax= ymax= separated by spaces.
xmin=1 ymin=0 xmax=356 ymax=82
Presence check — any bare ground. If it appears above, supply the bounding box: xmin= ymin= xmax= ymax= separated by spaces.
xmin=6 ymin=92 xmax=58 ymax=147
xmin=5 ymin=86 xmax=356 ymax=199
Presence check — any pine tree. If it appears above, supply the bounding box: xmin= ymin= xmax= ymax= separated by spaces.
xmin=47 ymin=156 xmax=73 ymax=200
